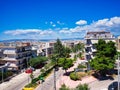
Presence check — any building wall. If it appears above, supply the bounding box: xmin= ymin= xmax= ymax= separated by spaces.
xmin=0 ymin=44 xmax=32 ymax=71
xmin=85 ymin=31 xmax=115 ymax=61
xmin=116 ymin=36 xmax=120 ymax=51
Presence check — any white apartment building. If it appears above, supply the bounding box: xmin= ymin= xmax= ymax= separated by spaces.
xmin=85 ymin=31 xmax=115 ymax=61
xmin=116 ymin=36 xmax=120 ymax=51
xmin=0 ymin=43 xmax=32 ymax=71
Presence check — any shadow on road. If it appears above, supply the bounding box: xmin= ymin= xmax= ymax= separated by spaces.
xmin=63 ymin=71 xmax=73 ymax=76
xmin=92 ymin=73 xmax=114 ymax=81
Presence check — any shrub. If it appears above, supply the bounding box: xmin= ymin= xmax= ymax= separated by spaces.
xmin=32 ymin=78 xmax=39 ymax=83
xmin=77 ymin=72 xmax=87 ymax=80
xmin=59 ymin=84 xmax=70 ymax=90
xmin=78 ymin=64 xmax=86 ymax=69
xmin=70 ymin=72 xmax=79 ymax=81
xmin=87 ymin=70 xmax=94 ymax=76
xmin=75 ymin=84 xmax=90 ymax=90
xmin=25 ymin=82 xmax=37 ymax=88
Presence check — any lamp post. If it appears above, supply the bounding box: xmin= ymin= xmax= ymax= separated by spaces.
xmin=2 ymin=67 xmax=4 ymax=83
xmin=118 ymin=54 xmax=120 ymax=90
xmin=54 ymin=67 xmax=56 ymax=90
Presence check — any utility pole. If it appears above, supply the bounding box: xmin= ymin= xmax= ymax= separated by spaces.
xmin=2 ymin=67 xmax=4 ymax=83
xmin=118 ymin=54 xmax=120 ymax=90
xmin=54 ymin=67 xmax=56 ymax=90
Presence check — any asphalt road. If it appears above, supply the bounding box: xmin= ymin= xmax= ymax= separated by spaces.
xmin=35 ymin=68 xmax=64 ymax=90
xmin=0 ymin=69 xmax=40 ymax=90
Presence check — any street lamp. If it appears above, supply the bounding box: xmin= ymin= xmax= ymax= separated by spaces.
xmin=2 ymin=67 xmax=4 ymax=83
xmin=118 ymin=54 xmax=120 ymax=90
xmin=54 ymin=67 xmax=56 ymax=90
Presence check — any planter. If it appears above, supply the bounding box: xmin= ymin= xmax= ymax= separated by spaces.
xmin=23 ymin=87 xmax=34 ymax=90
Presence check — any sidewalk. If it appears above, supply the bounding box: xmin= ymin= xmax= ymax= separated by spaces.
xmin=56 ymin=59 xmax=97 ymax=89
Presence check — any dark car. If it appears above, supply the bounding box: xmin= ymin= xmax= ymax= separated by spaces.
xmin=108 ymin=82 xmax=118 ymax=90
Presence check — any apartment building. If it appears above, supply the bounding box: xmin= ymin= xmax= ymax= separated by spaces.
xmin=41 ymin=42 xmax=55 ymax=57
xmin=0 ymin=43 xmax=32 ymax=71
xmin=85 ymin=31 xmax=115 ymax=61
xmin=116 ymin=36 xmax=120 ymax=51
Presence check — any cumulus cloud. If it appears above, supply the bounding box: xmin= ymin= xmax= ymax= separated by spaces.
xmin=60 ymin=16 xmax=120 ymax=37
xmin=4 ymin=29 xmax=54 ymax=35
xmin=3 ymin=16 xmax=120 ymax=39
xmin=76 ymin=20 xmax=87 ymax=25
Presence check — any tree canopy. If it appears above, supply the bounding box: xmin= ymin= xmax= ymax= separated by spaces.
xmin=29 ymin=56 xmax=48 ymax=68
xmin=72 ymin=43 xmax=84 ymax=53
xmin=58 ymin=58 xmax=73 ymax=72
xmin=53 ymin=38 xmax=65 ymax=58
xmin=89 ymin=39 xmax=117 ymax=76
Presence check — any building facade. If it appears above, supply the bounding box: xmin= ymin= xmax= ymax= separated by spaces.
xmin=0 ymin=43 xmax=32 ymax=71
xmin=85 ymin=31 xmax=115 ymax=61
xmin=116 ymin=36 xmax=120 ymax=51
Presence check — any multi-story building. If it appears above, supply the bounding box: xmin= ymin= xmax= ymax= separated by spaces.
xmin=41 ymin=42 xmax=55 ymax=57
xmin=116 ymin=36 xmax=120 ymax=51
xmin=85 ymin=31 xmax=115 ymax=61
xmin=0 ymin=43 xmax=32 ymax=71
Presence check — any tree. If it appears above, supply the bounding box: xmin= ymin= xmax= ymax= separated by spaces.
xmin=53 ymin=38 xmax=65 ymax=58
xmin=72 ymin=43 xmax=84 ymax=53
xmin=89 ymin=39 xmax=117 ymax=76
xmin=30 ymin=73 xmax=34 ymax=82
xmin=64 ymin=47 xmax=71 ymax=58
xmin=29 ymin=56 xmax=48 ymax=68
xmin=58 ymin=58 xmax=73 ymax=73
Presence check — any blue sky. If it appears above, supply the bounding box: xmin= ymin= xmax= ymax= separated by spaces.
xmin=0 ymin=0 xmax=120 ymax=40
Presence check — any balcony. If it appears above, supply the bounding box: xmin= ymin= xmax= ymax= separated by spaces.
xmin=85 ymin=52 xmax=89 ymax=55
xmin=85 ymin=44 xmax=92 ymax=48
xmin=3 ymin=50 xmax=16 ymax=54
xmin=91 ymin=48 xmax=97 ymax=52
xmin=2 ymin=57 xmax=18 ymax=61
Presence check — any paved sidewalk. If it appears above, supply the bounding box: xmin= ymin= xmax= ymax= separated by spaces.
xmin=56 ymin=59 xmax=97 ymax=89
xmin=35 ymin=58 xmax=97 ymax=90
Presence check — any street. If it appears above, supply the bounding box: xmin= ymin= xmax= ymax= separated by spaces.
xmin=89 ymin=76 xmax=118 ymax=90
xmin=35 ymin=67 xmax=64 ymax=90
xmin=0 ymin=69 xmax=40 ymax=90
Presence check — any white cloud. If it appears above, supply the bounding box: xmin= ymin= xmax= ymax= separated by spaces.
xmin=76 ymin=20 xmax=87 ymax=25
xmin=59 ymin=28 xmax=71 ymax=34
xmin=4 ymin=29 xmax=54 ymax=36
xmin=3 ymin=16 xmax=120 ymax=39
xmin=57 ymin=21 xmax=64 ymax=25
xmin=52 ymin=24 xmax=56 ymax=27
xmin=50 ymin=21 xmax=53 ymax=25
xmin=60 ymin=16 xmax=120 ymax=37
xmin=49 ymin=21 xmax=56 ymax=27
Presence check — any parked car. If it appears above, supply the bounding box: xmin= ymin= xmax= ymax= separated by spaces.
xmin=25 ymin=68 xmax=33 ymax=73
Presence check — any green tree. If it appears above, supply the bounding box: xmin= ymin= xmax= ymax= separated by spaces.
xmin=89 ymin=39 xmax=117 ymax=76
xmin=53 ymin=38 xmax=65 ymax=58
xmin=58 ymin=58 xmax=73 ymax=73
xmin=72 ymin=43 xmax=84 ymax=53
xmin=30 ymin=73 xmax=34 ymax=82
xmin=29 ymin=56 xmax=48 ymax=68
xmin=64 ymin=47 xmax=71 ymax=58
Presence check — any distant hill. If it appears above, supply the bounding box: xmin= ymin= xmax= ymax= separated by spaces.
xmin=0 ymin=38 xmax=84 ymax=42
